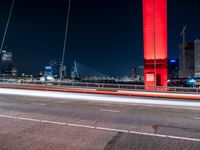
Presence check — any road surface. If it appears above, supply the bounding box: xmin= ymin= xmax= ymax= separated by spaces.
xmin=0 ymin=93 xmax=200 ymax=150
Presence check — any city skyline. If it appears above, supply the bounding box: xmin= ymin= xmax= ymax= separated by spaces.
xmin=0 ymin=0 xmax=200 ymax=76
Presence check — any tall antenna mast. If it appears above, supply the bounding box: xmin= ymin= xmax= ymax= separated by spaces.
xmin=60 ymin=0 xmax=72 ymax=80
xmin=0 ymin=0 xmax=15 ymax=52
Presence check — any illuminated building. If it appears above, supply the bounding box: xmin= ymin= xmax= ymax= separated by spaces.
xmin=44 ymin=66 xmax=53 ymax=77
xmin=143 ymin=0 xmax=168 ymax=90
xmin=44 ymin=61 xmax=67 ymax=79
xmin=0 ymin=50 xmax=15 ymax=76
xmin=1 ymin=50 xmax=12 ymax=61
xmin=168 ymin=59 xmax=179 ymax=78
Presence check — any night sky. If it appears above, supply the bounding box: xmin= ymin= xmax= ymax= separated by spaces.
xmin=0 ymin=0 xmax=200 ymax=76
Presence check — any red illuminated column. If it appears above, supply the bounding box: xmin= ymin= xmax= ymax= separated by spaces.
xmin=143 ymin=0 xmax=168 ymax=90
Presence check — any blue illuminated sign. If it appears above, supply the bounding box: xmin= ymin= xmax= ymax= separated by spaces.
xmin=170 ymin=59 xmax=176 ymax=63
xmin=189 ymin=79 xmax=196 ymax=83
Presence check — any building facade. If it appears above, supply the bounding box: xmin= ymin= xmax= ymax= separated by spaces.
xmin=44 ymin=60 xmax=67 ymax=79
xmin=168 ymin=59 xmax=179 ymax=78
xmin=0 ymin=50 xmax=16 ymax=76
xmin=131 ymin=68 xmax=137 ymax=78
xmin=179 ymin=42 xmax=194 ymax=78
xmin=194 ymin=39 xmax=200 ymax=77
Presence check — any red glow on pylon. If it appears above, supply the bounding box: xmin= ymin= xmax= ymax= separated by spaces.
xmin=143 ymin=0 xmax=168 ymax=90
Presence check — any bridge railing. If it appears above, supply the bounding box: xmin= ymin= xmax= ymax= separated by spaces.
xmin=0 ymin=79 xmax=199 ymax=94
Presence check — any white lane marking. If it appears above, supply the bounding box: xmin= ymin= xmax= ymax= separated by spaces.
xmin=144 ymin=105 xmax=154 ymax=107
xmin=96 ymin=127 xmax=129 ymax=133
xmin=31 ymin=103 xmax=46 ymax=106
xmin=167 ymin=135 xmax=200 ymax=142
xmin=68 ymin=123 xmax=95 ymax=129
xmin=0 ymin=114 xmax=200 ymax=142
xmin=194 ymin=118 xmax=200 ymax=120
xmin=129 ymin=131 xmax=167 ymax=138
xmin=41 ymin=120 xmax=67 ymax=125
xmin=100 ymin=109 xmax=120 ymax=113
xmin=0 ymin=115 xmax=40 ymax=122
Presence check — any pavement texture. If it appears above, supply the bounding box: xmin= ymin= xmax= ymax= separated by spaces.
xmin=0 ymin=94 xmax=200 ymax=150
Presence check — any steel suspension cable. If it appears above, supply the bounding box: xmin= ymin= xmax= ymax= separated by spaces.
xmin=0 ymin=0 xmax=15 ymax=52
xmin=60 ymin=0 xmax=72 ymax=80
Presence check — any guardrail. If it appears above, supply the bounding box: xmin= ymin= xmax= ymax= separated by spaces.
xmin=0 ymin=79 xmax=200 ymax=94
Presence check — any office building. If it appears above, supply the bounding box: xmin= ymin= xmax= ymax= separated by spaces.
xmin=194 ymin=39 xmax=200 ymax=77
xmin=44 ymin=60 xmax=67 ymax=79
xmin=0 ymin=50 xmax=16 ymax=76
xmin=179 ymin=42 xmax=194 ymax=78
xmin=168 ymin=59 xmax=179 ymax=78
xmin=131 ymin=68 xmax=137 ymax=78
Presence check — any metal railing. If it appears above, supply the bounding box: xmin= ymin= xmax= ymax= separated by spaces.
xmin=0 ymin=79 xmax=200 ymax=94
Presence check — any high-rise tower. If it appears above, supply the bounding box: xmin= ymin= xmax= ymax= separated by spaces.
xmin=143 ymin=0 xmax=168 ymax=90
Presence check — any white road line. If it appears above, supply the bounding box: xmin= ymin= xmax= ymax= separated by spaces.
xmin=68 ymin=123 xmax=95 ymax=129
xmin=129 ymin=131 xmax=167 ymax=138
xmin=167 ymin=135 xmax=200 ymax=142
xmin=0 ymin=114 xmax=200 ymax=142
xmin=144 ymin=105 xmax=154 ymax=107
xmin=194 ymin=118 xmax=200 ymax=120
xmin=31 ymin=103 xmax=47 ymax=106
xmin=100 ymin=109 xmax=120 ymax=113
xmin=41 ymin=120 xmax=67 ymax=125
xmin=0 ymin=115 xmax=40 ymax=122
xmin=57 ymin=101 xmax=67 ymax=103
xmin=96 ymin=127 xmax=129 ymax=133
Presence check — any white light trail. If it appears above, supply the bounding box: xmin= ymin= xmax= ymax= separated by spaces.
xmin=0 ymin=88 xmax=200 ymax=108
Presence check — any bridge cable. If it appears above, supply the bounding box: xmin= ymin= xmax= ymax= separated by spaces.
xmin=60 ymin=0 xmax=72 ymax=80
xmin=0 ymin=0 xmax=15 ymax=52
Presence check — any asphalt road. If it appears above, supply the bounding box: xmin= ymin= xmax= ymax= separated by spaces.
xmin=0 ymin=93 xmax=200 ymax=150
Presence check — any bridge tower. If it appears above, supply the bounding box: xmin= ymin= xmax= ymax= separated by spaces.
xmin=143 ymin=0 xmax=168 ymax=90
